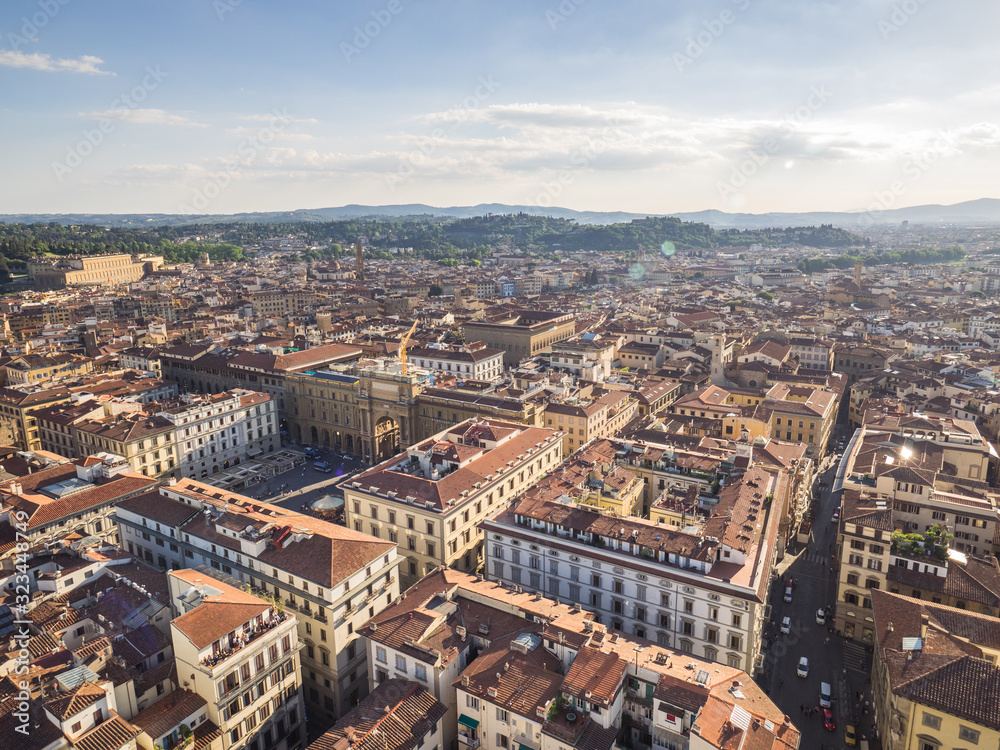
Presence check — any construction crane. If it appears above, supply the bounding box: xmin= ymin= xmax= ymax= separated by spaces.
xmin=398 ymin=320 xmax=418 ymax=375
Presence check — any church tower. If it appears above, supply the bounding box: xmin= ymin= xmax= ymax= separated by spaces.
xmin=355 ymin=241 xmax=365 ymax=281
xmin=853 ymin=260 xmax=863 ymax=287
xmin=711 ymin=334 xmax=732 ymax=386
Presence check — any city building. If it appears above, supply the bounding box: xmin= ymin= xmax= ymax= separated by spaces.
xmin=0 ymin=452 xmax=156 ymax=553
xmin=343 ymin=418 xmax=563 ymax=588
xmin=463 ymin=311 xmax=576 ymax=366
xmin=542 ymin=390 xmax=637 ymax=455
xmin=833 ymin=415 xmax=1000 ymax=642
xmin=870 ymin=589 xmax=1000 ymax=750
xmin=113 ymin=478 xmax=400 ymax=722
xmin=409 ymin=342 xmax=505 ymax=382
xmin=483 ymin=463 xmax=786 ymax=674
xmin=362 ymin=568 xmax=800 ymax=750
xmin=28 ymin=253 xmax=164 ymax=290
xmin=154 ymin=389 xmax=278 ymax=479
xmin=305 ymin=679 xmax=446 ymax=750
xmin=168 ymin=567 xmax=306 ymax=750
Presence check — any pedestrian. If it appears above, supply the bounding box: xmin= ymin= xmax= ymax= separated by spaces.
xmin=799 ymin=704 xmax=804 ymax=714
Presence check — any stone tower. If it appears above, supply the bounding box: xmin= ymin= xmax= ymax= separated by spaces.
xmin=711 ymin=334 xmax=732 ymax=386
xmin=355 ymin=240 xmax=365 ymax=281
xmin=853 ymin=260 xmax=863 ymax=287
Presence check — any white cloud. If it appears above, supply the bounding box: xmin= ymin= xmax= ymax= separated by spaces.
xmin=0 ymin=50 xmax=112 ymax=75
xmin=237 ymin=113 xmax=318 ymax=124
xmin=82 ymin=109 xmax=207 ymax=127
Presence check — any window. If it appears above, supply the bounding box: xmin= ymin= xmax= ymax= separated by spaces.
xmin=415 ymin=664 xmax=427 ymax=681
xmin=496 ymin=708 xmax=509 ymax=723
xmin=395 ymin=655 xmax=407 ymax=673
xmin=376 ymin=647 xmax=386 ymax=663
xmin=959 ymin=725 xmax=981 ymax=743
xmin=921 ymin=712 xmax=941 ymax=729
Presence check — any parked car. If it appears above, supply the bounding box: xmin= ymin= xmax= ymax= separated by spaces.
xmin=784 ymin=585 xmax=793 ymax=603
xmin=303 ymin=446 xmax=320 ymax=458
xmin=816 ymin=609 xmax=826 ymax=625
xmin=797 ymin=657 xmax=809 ymax=678
xmin=831 ymin=511 xmax=840 ymax=523
xmin=821 ymin=708 xmax=835 ymax=731
xmin=780 ymin=616 xmax=791 ymax=634
xmin=844 ymin=725 xmax=857 ymax=747
xmin=313 ymin=461 xmax=333 ymax=473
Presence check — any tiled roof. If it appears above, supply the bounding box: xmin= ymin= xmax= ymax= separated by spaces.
xmin=562 ymin=646 xmax=625 ymax=706
xmin=454 ymin=634 xmax=562 ymax=719
xmin=872 ymin=589 xmax=1000 ymax=729
xmin=44 ymin=679 xmax=106 ymax=720
xmin=160 ymin=480 xmax=394 ymax=588
xmin=74 ymin=711 xmax=141 ymax=750
xmin=172 ymin=597 xmax=270 ymax=651
xmin=307 ymin=680 xmax=446 ymax=750
xmin=131 ymin=689 xmax=207 ymax=741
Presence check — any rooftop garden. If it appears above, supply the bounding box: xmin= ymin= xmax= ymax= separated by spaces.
xmin=891 ymin=524 xmax=953 ymax=563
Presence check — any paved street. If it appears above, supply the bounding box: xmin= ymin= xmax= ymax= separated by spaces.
xmin=241 ymin=447 xmax=365 ymax=512
xmin=757 ymin=439 xmax=877 ymax=749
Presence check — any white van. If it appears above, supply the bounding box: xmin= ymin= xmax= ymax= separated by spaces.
xmin=819 ymin=681 xmax=832 ymax=708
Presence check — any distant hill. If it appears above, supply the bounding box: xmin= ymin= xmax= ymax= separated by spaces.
xmin=3 ymin=198 xmax=999 ymax=228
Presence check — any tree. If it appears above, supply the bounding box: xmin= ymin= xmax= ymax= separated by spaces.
xmin=756 ymin=291 xmax=775 ymax=301
xmin=428 ymin=284 xmax=443 ymax=297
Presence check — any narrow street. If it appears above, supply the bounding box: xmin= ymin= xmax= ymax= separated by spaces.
xmin=756 ymin=439 xmax=878 ymax=749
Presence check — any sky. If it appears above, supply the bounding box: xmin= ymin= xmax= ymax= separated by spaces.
xmin=2 ymin=0 xmax=999 ymax=216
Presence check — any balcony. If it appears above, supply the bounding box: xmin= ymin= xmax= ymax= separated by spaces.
xmin=543 ymin=707 xmax=590 ymax=745
xmin=200 ymin=609 xmax=291 ymax=670
xmin=457 ymin=731 xmax=480 ymax=748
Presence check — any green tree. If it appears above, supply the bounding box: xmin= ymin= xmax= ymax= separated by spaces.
xmin=429 ymin=284 xmax=443 ymax=296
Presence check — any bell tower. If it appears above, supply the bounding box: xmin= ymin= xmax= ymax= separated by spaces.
xmin=355 ymin=240 xmax=365 ymax=281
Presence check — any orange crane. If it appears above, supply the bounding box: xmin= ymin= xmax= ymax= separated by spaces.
xmin=399 ymin=321 xmax=418 ymax=375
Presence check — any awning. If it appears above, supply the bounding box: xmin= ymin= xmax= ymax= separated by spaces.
xmin=458 ymin=715 xmax=480 ymax=729
xmin=518 ymin=744 xmax=533 ymax=750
